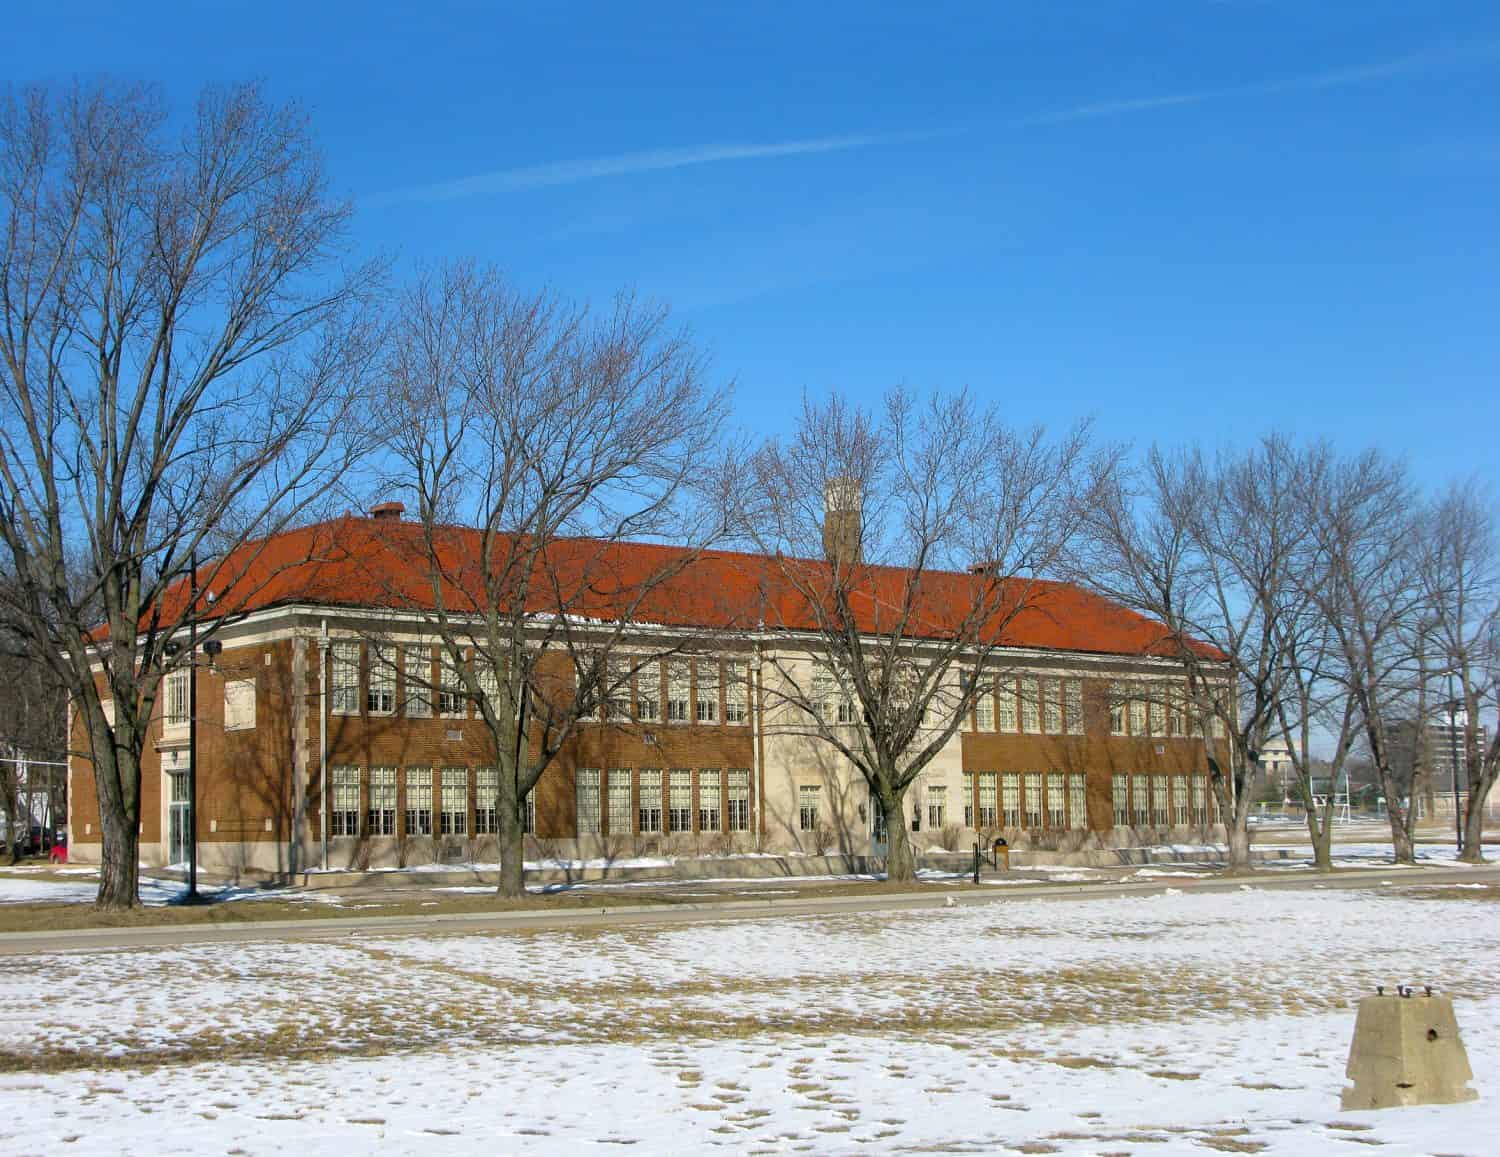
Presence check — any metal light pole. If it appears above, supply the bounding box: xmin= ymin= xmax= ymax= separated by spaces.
xmin=1447 ymin=686 xmax=1463 ymax=856
xmin=187 ymin=558 xmax=198 ymax=900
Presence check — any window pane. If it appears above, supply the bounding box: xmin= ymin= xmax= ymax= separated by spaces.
xmin=726 ymin=769 xmax=750 ymax=832
xmin=441 ymin=767 xmax=468 ymax=835
xmin=695 ymin=660 xmax=718 ymax=723
xmin=636 ymin=660 xmax=661 ymax=723
xmin=698 ymin=768 xmax=722 ymax=832
xmin=405 ymin=767 xmax=433 ymax=836
xmin=638 ymin=769 xmax=662 ymax=833
xmin=667 ymin=662 xmax=690 ymax=722
xmin=576 ymin=768 xmax=601 ymax=835
xmin=724 ymin=662 xmax=748 ymax=724
xmin=331 ymin=642 xmax=360 ymax=715
xmin=367 ymin=643 xmax=395 ymax=714
xmin=404 ymin=646 xmax=432 ymax=717
xmin=607 ymin=769 xmax=633 ymax=836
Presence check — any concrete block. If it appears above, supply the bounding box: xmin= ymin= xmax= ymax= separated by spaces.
xmin=1342 ymin=989 xmax=1478 ymax=1111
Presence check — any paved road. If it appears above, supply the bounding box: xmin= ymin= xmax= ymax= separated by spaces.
xmin=3 ymin=863 xmax=1494 ymax=956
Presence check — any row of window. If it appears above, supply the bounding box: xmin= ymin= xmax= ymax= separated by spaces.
xmin=1110 ymin=772 xmax=1219 ymax=828
xmin=328 ymin=642 xmax=750 ymax=726
xmin=601 ymin=658 xmax=748 ymax=725
xmin=969 ymin=676 xmax=1085 ymax=736
xmin=327 ymin=765 xmax=534 ymax=839
xmin=1108 ymin=682 xmax=1227 ymax=739
xmin=574 ymin=767 xmax=752 ymax=836
xmin=959 ymin=771 xmax=1090 ymax=830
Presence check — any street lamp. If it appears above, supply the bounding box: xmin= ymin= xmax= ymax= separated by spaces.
xmin=1446 ymin=685 xmax=1463 ymax=857
xmin=163 ymin=554 xmax=220 ymax=903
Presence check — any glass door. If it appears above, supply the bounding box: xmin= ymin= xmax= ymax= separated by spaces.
xmin=167 ymin=770 xmax=191 ymax=866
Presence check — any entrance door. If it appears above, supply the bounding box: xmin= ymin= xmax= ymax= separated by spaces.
xmin=167 ymin=770 xmax=191 ymax=866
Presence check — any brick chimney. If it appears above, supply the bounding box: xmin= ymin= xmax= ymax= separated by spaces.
xmin=369 ymin=501 xmax=405 ymax=521
xmin=822 ymin=477 xmax=862 ymax=567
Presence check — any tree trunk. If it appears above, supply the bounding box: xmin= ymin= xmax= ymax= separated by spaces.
xmin=1310 ymin=812 xmax=1333 ymax=872
xmin=1387 ymin=804 xmax=1416 ymax=864
xmin=1460 ymin=790 xmax=1488 ymax=865
xmin=96 ymin=805 xmax=141 ymax=909
xmin=494 ymin=773 xmax=527 ymax=901
xmin=1224 ymin=818 xmax=1251 ymax=874
xmin=880 ymin=788 xmax=916 ymax=884
xmin=92 ymin=741 xmax=142 ymax=910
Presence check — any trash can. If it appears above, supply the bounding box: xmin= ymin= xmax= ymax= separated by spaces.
xmin=991 ymin=837 xmax=1010 ymax=872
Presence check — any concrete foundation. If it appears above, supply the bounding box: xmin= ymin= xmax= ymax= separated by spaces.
xmin=1342 ymin=990 xmax=1477 ymax=1111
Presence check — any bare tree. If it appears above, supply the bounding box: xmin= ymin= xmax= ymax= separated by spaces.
xmin=1416 ymin=481 xmax=1500 ymax=863
xmin=0 ymin=82 xmax=381 ymax=908
xmin=1075 ymin=440 xmax=1303 ymax=872
xmin=739 ymin=389 xmax=1103 ymax=883
xmin=1305 ymin=450 xmax=1425 ymax=863
xmin=382 ymin=263 xmax=729 ymax=899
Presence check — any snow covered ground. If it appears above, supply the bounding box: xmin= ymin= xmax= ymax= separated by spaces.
xmin=2 ymin=881 xmax=1497 ymax=1154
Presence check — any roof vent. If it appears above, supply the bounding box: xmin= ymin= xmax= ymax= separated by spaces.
xmin=370 ymin=501 xmax=405 ymax=521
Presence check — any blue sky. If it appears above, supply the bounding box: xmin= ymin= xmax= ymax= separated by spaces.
xmin=9 ymin=2 xmax=1499 ymax=490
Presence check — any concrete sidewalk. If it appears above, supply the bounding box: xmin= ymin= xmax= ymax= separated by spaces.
xmin=3 ymin=862 xmax=1494 ymax=956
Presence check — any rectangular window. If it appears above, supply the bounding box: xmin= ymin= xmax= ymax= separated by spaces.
xmin=1110 ymin=684 xmax=1126 ymax=735
xmin=1001 ymin=772 xmax=1021 ymax=828
xmin=798 ymin=784 xmax=821 ymax=833
xmin=524 ymin=791 xmax=535 ymax=835
xmin=604 ymin=656 xmax=631 ymax=722
xmin=1129 ymin=697 xmax=1147 ymax=737
xmin=223 ymin=678 xmax=256 ymax=731
xmin=695 ymin=660 xmax=718 ymax=723
xmin=576 ymin=768 xmax=602 ymax=835
xmin=810 ymin=669 xmax=835 ymax=723
xmin=962 ymin=771 xmax=974 ymax=827
xmin=1151 ymin=776 xmax=1170 ymax=828
xmin=1148 ymin=684 xmax=1166 ymax=736
xmin=1132 ymin=773 xmax=1149 ymax=827
xmin=1068 ymin=771 xmax=1087 ymax=830
xmin=1191 ymin=776 xmax=1207 ymax=826
xmin=1042 ymin=679 xmax=1062 ymax=734
xmin=404 ymin=767 xmax=433 ymax=837
xmin=474 ymin=768 xmax=497 ymax=835
xmin=1064 ymin=679 xmax=1084 ymax=735
xmin=1046 ymin=772 xmax=1066 ymax=829
xmin=439 ymin=652 xmax=466 ymax=718
xmin=367 ymin=766 xmax=397 ymax=835
xmin=926 ymin=784 xmax=946 ymax=830
xmin=404 ymin=646 xmax=432 ymax=717
xmin=724 ymin=662 xmax=748 ymax=724
xmin=1023 ymin=772 xmax=1043 ymax=828
xmin=668 ymin=768 xmax=693 ymax=833
xmin=836 ymin=685 xmax=857 ymax=725
xmin=996 ymin=679 xmax=1018 ymax=731
xmin=726 ymin=769 xmax=750 ymax=832
xmin=607 ymin=769 xmax=633 ymax=836
xmin=698 ymin=768 xmax=722 ymax=833
xmin=367 ymin=643 xmax=395 ymax=714
xmin=440 ymin=767 xmax=468 ymax=836
xmin=638 ymin=769 xmax=663 ymax=833
xmin=331 ymin=641 xmax=360 ymax=715
xmin=667 ymin=661 xmax=690 ymax=722
xmin=636 ymin=660 xmax=661 ymax=723
xmin=1172 ymin=775 xmax=1189 ymax=827
xmin=977 ymin=771 xmax=998 ymax=828
xmin=1019 ymin=677 xmax=1040 ymax=733
xmin=331 ymin=765 xmax=360 ymax=836
xmin=475 ymin=659 xmax=499 ymax=716
xmin=163 ymin=667 xmax=190 ymax=730
xmin=973 ymin=674 xmax=995 ymax=731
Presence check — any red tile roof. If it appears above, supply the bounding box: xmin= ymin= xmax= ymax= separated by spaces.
xmin=162 ymin=514 xmax=1223 ymax=661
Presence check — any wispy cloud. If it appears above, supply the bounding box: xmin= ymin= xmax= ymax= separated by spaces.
xmin=1014 ymin=44 xmax=1497 ymax=128
xmin=369 ymin=130 xmax=937 ymax=207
